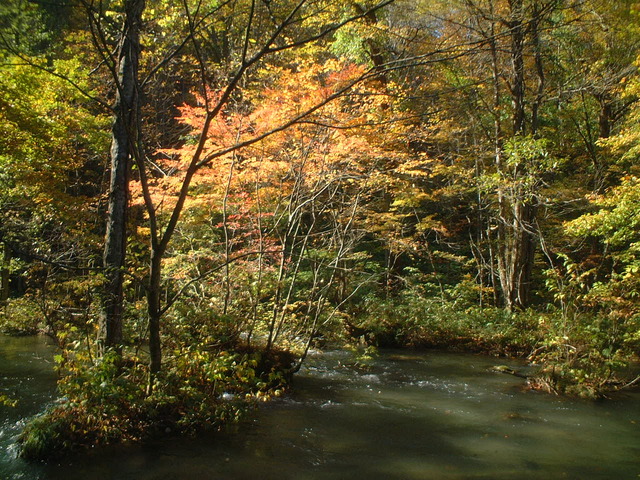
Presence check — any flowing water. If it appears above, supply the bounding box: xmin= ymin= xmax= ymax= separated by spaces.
xmin=0 ymin=335 xmax=58 ymax=480
xmin=1 ymin=336 xmax=639 ymax=479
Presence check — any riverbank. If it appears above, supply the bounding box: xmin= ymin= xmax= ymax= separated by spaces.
xmin=3 ymin=338 xmax=639 ymax=480
xmin=3 ymin=288 xmax=639 ymax=462
xmin=349 ymin=297 xmax=640 ymax=399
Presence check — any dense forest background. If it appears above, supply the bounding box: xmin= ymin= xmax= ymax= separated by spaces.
xmin=0 ymin=0 xmax=639 ymax=457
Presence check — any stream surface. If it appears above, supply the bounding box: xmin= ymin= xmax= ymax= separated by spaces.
xmin=1 ymin=335 xmax=639 ymax=479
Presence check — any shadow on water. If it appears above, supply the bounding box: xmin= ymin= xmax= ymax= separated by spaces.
xmin=2 ymin=338 xmax=639 ymax=480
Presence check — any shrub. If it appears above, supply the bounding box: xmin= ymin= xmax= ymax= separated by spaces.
xmin=0 ymin=297 xmax=42 ymax=335
xmin=20 ymin=346 xmax=289 ymax=460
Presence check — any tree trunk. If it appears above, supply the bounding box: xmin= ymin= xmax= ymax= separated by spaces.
xmin=147 ymin=250 xmax=162 ymax=394
xmin=1 ymin=243 xmax=10 ymax=307
xmin=596 ymin=93 xmax=612 ymax=140
xmin=531 ymin=0 xmax=545 ymax=136
xmin=509 ymin=0 xmax=526 ymax=137
xmin=496 ymin=0 xmax=539 ymax=311
xmin=489 ymin=1 xmax=506 ymax=308
xmin=499 ymin=202 xmax=537 ymax=310
xmin=98 ymin=0 xmax=145 ymax=356
xmin=589 ymin=92 xmax=612 ymax=191
xmin=352 ymin=2 xmax=388 ymax=85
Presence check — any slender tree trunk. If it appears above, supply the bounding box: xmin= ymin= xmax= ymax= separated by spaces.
xmin=488 ymin=1 xmax=509 ymax=308
xmin=222 ymin=157 xmax=236 ymax=316
xmin=510 ymin=0 xmax=526 ymax=136
xmin=1 ymin=243 xmax=10 ymax=307
xmin=247 ymin=177 xmax=265 ymax=347
xmin=147 ymin=250 xmax=162 ymax=394
xmin=531 ymin=0 xmax=545 ymax=135
xmin=98 ymin=0 xmax=145 ymax=356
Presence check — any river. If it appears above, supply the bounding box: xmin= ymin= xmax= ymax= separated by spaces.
xmin=1 ymin=335 xmax=639 ymax=479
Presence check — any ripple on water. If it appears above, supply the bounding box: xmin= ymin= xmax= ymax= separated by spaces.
xmin=360 ymin=374 xmax=381 ymax=384
xmin=320 ymin=400 xmax=341 ymax=409
xmin=2 ymin=340 xmax=640 ymax=480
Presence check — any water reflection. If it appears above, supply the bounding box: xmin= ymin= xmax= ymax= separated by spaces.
xmin=1 ymin=338 xmax=639 ymax=479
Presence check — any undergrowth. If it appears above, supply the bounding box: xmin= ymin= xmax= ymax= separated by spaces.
xmin=19 ymin=347 xmax=289 ymax=460
xmin=351 ymin=285 xmax=640 ymax=399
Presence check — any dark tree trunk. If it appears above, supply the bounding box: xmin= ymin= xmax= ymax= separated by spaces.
xmin=597 ymin=93 xmax=612 ymax=139
xmin=146 ymin=250 xmax=162 ymax=394
xmin=509 ymin=0 xmax=526 ymax=137
xmin=98 ymin=0 xmax=145 ymax=356
xmin=1 ymin=243 xmax=10 ymax=307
